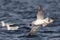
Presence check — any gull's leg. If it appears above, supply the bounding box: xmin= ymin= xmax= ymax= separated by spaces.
xmin=28 ymin=25 xmax=40 ymax=36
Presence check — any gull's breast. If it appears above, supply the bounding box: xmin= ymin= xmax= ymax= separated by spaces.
xmin=34 ymin=20 xmax=44 ymax=25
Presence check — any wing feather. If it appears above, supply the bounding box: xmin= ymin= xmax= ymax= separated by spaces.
xmin=28 ymin=26 xmax=40 ymax=36
xmin=37 ymin=6 xmax=44 ymax=19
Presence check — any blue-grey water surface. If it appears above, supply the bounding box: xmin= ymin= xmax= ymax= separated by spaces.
xmin=0 ymin=0 xmax=60 ymax=40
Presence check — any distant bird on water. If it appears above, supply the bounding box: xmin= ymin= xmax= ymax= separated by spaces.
xmin=28 ymin=6 xmax=54 ymax=36
xmin=1 ymin=21 xmax=19 ymax=30
xmin=1 ymin=21 xmax=14 ymax=27
xmin=6 ymin=24 xmax=19 ymax=30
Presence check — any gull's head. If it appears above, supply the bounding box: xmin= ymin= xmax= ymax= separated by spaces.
xmin=49 ymin=18 xmax=54 ymax=23
xmin=16 ymin=26 xmax=19 ymax=28
xmin=15 ymin=26 xmax=19 ymax=28
xmin=45 ymin=18 xmax=54 ymax=23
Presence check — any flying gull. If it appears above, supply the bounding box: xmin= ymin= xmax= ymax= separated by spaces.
xmin=28 ymin=6 xmax=54 ymax=36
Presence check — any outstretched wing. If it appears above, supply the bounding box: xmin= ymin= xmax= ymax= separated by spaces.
xmin=37 ymin=6 xmax=44 ymax=19
xmin=28 ymin=25 xmax=40 ymax=36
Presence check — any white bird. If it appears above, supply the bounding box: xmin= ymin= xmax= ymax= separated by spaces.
xmin=28 ymin=6 xmax=54 ymax=36
xmin=1 ymin=21 xmax=15 ymax=27
xmin=6 ymin=24 xmax=19 ymax=30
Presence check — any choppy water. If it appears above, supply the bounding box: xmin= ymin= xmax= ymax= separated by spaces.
xmin=0 ymin=0 xmax=60 ymax=40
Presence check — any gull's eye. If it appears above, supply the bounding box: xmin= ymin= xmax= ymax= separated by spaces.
xmin=48 ymin=18 xmax=50 ymax=22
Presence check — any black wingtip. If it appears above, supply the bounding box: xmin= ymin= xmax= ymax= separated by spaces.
xmin=38 ymin=5 xmax=43 ymax=11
